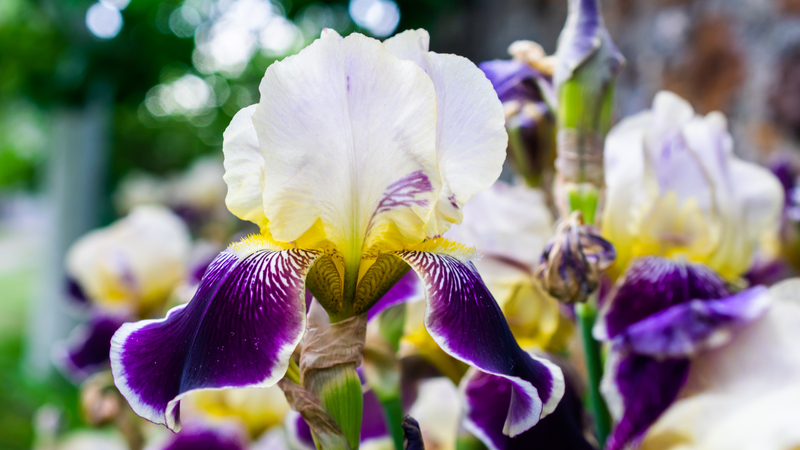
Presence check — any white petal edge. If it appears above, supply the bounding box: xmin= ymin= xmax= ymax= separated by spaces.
xmin=222 ymin=104 xmax=268 ymax=230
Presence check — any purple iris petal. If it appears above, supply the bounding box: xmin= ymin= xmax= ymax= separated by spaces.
xmin=157 ymin=423 xmax=247 ymax=450
xmin=66 ymin=277 xmax=89 ymax=305
xmin=55 ymin=313 xmax=127 ymax=382
xmin=110 ymin=247 xmax=319 ymax=431
xmin=603 ymin=353 xmax=690 ymax=450
xmin=289 ymin=412 xmax=315 ymax=449
xmin=362 ymin=388 xmax=390 ymax=442
xmin=478 ymin=60 xmax=550 ymax=104
xmin=598 ymin=257 xmax=730 ymax=340
xmin=616 ymin=286 xmax=770 ymax=358
xmin=367 ymin=270 xmax=422 ymax=322
xmin=394 ymin=250 xmax=564 ymax=437
xmin=462 ymin=367 xmax=592 ymax=450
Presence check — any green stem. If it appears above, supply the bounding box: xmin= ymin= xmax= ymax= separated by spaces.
xmin=380 ymin=395 xmax=405 ymax=450
xmin=576 ymin=301 xmax=610 ymax=448
xmin=311 ymin=363 xmax=363 ymax=450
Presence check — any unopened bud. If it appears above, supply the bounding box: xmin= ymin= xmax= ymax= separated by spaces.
xmin=535 ymin=211 xmax=616 ymax=303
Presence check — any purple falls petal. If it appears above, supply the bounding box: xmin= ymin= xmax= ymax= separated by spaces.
xmin=367 ymin=270 xmax=423 ymax=322
xmin=156 ymin=423 xmax=247 ymax=450
xmin=54 ymin=313 xmax=127 ymax=382
xmin=462 ymin=366 xmax=592 ymax=450
xmin=597 ymin=257 xmax=730 ymax=340
xmin=616 ymin=286 xmax=771 ymax=358
xmin=478 ymin=59 xmax=550 ymax=104
xmin=110 ymin=246 xmax=320 ymax=431
xmin=602 ymin=353 xmax=690 ymax=450
xmin=394 ymin=249 xmax=565 ymax=437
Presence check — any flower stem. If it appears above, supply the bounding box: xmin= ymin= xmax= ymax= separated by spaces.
xmin=380 ymin=395 xmax=405 ymax=450
xmin=576 ymin=301 xmax=610 ymax=447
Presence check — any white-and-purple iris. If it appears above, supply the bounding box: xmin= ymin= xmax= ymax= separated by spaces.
xmin=595 ymin=91 xmax=785 ymax=450
xmin=109 ymin=29 xmax=565 ymax=439
xmin=56 ymin=206 xmax=191 ymax=381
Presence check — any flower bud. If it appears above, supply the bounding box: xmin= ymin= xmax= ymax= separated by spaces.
xmin=536 ymin=211 xmax=616 ymax=303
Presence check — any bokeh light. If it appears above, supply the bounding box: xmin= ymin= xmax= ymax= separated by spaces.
xmin=85 ymin=2 xmax=123 ymax=39
xmin=348 ymin=0 xmax=399 ymax=38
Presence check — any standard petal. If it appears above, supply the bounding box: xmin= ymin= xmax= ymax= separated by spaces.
xmin=445 ymin=182 xmax=555 ymax=268
xmin=54 ymin=313 xmax=126 ymax=382
xmin=615 ymin=286 xmax=770 ymax=358
xmin=601 ymin=352 xmax=690 ymax=450
xmin=461 ymin=364 xmax=592 ymax=450
xmin=253 ymin=32 xmax=440 ymax=256
xmin=394 ymin=239 xmax=565 ymax=437
xmin=66 ymin=205 xmax=191 ymax=312
xmin=596 ymin=257 xmax=730 ymax=340
xmin=384 ymin=29 xmax=508 ymax=237
xmin=222 ymin=105 xmax=268 ymax=230
xmin=110 ymin=236 xmax=319 ymax=430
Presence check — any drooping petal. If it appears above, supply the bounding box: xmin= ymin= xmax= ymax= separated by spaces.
xmin=596 ymin=257 xmax=730 ymax=340
xmin=54 ymin=313 xmax=126 ymax=382
xmin=383 ymin=29 xmax=508 ymax=238
xmin=615 ymin=286 xmax=770 ymax=358
xmin=461 ymin=363 xmax=592 ymax=450
xmin=253 ymin=32 xmax=440 ymax=256
xmin=601 ymin=352 xmax=690 ymax=450
xmin=394 ymin=239 xmax=565 ymax=437
xmin=222 ymin=105 xmax=268 ymax=230
xmin=154 ymin=422 xmax=248 ymax=450
xmin=110 ymin=236 xmax=319 ymax=431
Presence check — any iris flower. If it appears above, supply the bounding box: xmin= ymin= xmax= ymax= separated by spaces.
xmin=110 ymin=29 xmax=564 ymax=439
xmin=56 ymin=206 xmax=191 ymax=381
xmin=637 ymin=279 xmax=800 ymax=450
xmin=602 ymin=91 xmax=783 ymax=280
xmin=595 ymin=257 xmax=771 ymax=450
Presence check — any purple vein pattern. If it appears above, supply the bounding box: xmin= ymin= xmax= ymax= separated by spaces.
xmin=394 ymin=250 xmax=564 ymax=437
xmin=110 ymin=247 xmax=319 ymax=430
